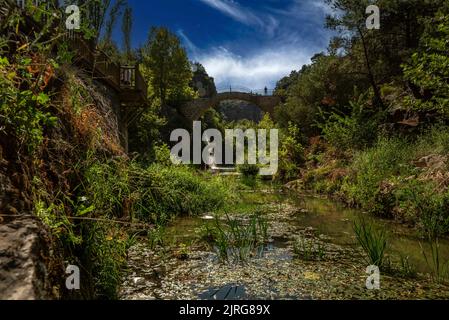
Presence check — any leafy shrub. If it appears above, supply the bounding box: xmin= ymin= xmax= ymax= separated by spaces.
xmin=153 ymin=143 xmax=173 ymax=166
xmin=0 ymin=56 xmax=57 ymax=153
xmin=319 ymin=94 xmax=381 ymax=151
xmin=134 ymin=164 xmax=236 ymax=223
xmin=396 ymin=181 xmax=449 ymax=238
xmin=347 ymin=138 xmax=412 ymax=215
xmin=277 ymin=123 xmax=304 ymax=181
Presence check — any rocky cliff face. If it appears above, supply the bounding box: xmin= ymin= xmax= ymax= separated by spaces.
xmin=0 ymin=68 xmax=124 ymax=300
xmin=0 ymin=216 xmax=60 ymax=300
xmin=218 ymin=100 xmax=264 ymax=122
xmin=191 ymin=63 xmax=217 ymax=98
xmin=0 ymin=165 xmax=61 ymax=300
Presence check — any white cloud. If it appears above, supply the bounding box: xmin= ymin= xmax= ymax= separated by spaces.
xmin=197 ymin=46 xmax=312 ymax=89
xmin=187 ymin=0 xmax=335 ymax=89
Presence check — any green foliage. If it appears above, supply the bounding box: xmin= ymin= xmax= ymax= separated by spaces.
xmin=277 ymin=123 xmax=304 ymax=181
xmin=153 ymin=143 xmax=173 ymax=166
xmin=0 ymin=56 xmax=57 ymax=153
xmin=353 ymin=218 xmax=388 ymax=268
xmin=403 ymin=8 xmax=449 ymax=118
xmin=274 ymin=70 xmax=299 ymax=100
xmin=128 ymin=105 xmax=167 ymax=160
xmin=147 ymin=225 xmax=166 ymax=249
xmin=275 ymin=53 xmax=365 ymax=137
xmin=344 ymin=137 xmax=411 ymax=215
xmin=201 ymin=108 xmax=225 ymax=132
xmin=133 ymin=164 xmax=236 ymax=224
xmin=396 ymin=182 xmax=449 ymax=238
xmin=82 ymin=158 xmax=132 ymax=218
xmin=34 ymin=199 xmax=82 ymax=246
xmin=319 ymin=93 xmax=382 ymax=150
xmin=141 ymin=27 xmax=195 ymax=106
xmin=397 ymin=255 xmax=417 ymax=278
xmin=81 ymin=221 xmax=132 ymax=299
xmin=79 ymin=156 xmax=236 ymax=224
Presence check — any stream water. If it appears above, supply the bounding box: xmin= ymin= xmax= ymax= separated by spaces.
xmin=120 ymin=184 xmax=449 ymax=300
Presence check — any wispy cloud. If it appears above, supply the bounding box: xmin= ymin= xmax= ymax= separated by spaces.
xmin=198 ymin=0 xmax=261 ymax=26
xmin=178 ymin=29 xmax=199 ymax=56
xmin=198 ymin=0 xmax=279 ymax=36
xmin=185 ymin=0 xmax=335 ymax=89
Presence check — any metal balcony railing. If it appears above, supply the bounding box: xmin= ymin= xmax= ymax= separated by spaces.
xmin=119 ymin=65 xmax=148 ymax=102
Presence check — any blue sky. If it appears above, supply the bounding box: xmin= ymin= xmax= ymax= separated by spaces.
xmin=121 ymin=0 xmax=335 ymax=90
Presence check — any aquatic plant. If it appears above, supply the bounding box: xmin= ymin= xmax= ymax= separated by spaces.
xmin=147 ymin=225 xmax=166 ymax=249
xmin=398 ymin=255 xmax=417 ymax=278
xmin=293 ymin=237 xmax=325 ymax=261
xmin=421 ymin=237 xmax=449 ymax=283
xmin=205 ymin=213 xmax=270 ymax=263
xmin=353 ymin=218 xmax=388 ymax=268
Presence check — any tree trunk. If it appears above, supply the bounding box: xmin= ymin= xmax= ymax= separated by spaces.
xmin=357 ymin=26 xmax=385 ymax=109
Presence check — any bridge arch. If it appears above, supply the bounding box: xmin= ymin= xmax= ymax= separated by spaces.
xmin=180 ymin=92 xmax=281 ymax=121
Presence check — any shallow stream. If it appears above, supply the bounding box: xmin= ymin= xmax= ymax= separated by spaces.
xmin=120 ymin=185 xmax=449 ymax=300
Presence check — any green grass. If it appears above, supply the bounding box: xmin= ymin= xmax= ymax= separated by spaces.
xmin=80 ymin=221 xmax=135 ymax=299
xmin=397 ymin=255 xmax=417 ymax=278
xmin=238 ymin=164 xmax=260 ymax=177
xmin=133 ymin=164 xmax=237 ymax=224
xmin=81 ymin=160 xmax=237 ymax=225
xmin=353 ymin=218 xmax=388 ymax=268
xmin=421 ymin=237 xmax=449 ymax=283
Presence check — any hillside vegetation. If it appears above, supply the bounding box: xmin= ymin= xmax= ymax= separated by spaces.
xmin=274 ymin=0 xmax=449 ymax=240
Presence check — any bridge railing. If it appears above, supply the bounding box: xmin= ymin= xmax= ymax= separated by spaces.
xmin=216 ymin=86 xmax=275 ymax=96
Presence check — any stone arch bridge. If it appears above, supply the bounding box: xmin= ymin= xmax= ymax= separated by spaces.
xmin=180 ymin=92 xmax=281 ymax=121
